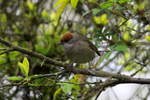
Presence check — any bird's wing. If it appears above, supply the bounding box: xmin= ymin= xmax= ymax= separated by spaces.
xmin=87 ymin=40 xmax=101 ymax=56
xmin=80 ymin=34 xmax=101 ymax=56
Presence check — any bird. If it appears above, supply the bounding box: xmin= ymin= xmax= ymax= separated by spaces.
xmin=60 ymin=32 xmax=101 ymax=64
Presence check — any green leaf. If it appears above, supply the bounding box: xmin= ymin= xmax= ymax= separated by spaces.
xmin=118 ymin=0 xmax=130 ymax=4
xmin=92 ymin=8 xmax=101 ymax=15
xmin=71 ymin=0 xmax=79 ymax=8
xmin=18 ymin=57 xmax=29 ymax=77
xmin=99 ymin=2 xmax=113 ymax=9
xmin=53 ymin=88 xmax=62 ymax=100
xmin=7 ymin=76 xmax=24 ymax=81
xmin=113 ymin=42 xmax=128 ymax=51
xmin=103 ymin=51 xmax=112 ymax=59
xmin=54 ymin=0 xmax=68 ymax=7
xmin=0 ymin=13 xmax=7 ymax=23
xmin=35 ymin=44 xmax=49 ymax=54
xmin=61 ymin=83 xmax=74 ymax=94
xmin=41 ymin=10 xmax=49 ymax=19
xmin=23 ymin=57 xmax=29 ymax=75
xmin=82 ymin=11 xmax=90 ymax=16
xmin=53 ymin=0 xmax=69 ymax=22
xmin=125 ymin=65 xmax=133 ymax=71
xmin=18 ymin=62 xmax=26 ymax=76
xmin=0 ymin=54 xmax=7 ymax=64
xmin=26 ymin=1 xmax=36 ymax=11
xmin=9 ymin=51 xmax=20 ymax=61
xmin=93 ymin=14 xmax=108 ymax=25
xmin=108 ymin=0 xmax=117 ymax=2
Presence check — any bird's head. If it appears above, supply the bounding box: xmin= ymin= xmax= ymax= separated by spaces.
xmin=60 ymin=32 xmax=74 ymax=45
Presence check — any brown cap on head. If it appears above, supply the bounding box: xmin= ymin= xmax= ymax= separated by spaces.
xmin=60 ymin=32 xmax=73 ymax=43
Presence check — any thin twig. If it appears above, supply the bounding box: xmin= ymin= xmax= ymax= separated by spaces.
xmin=95 ymin=87 xmax=104 ymax=100
xmin=58 ymin=81 xmax=102 ymax=85
xmin=99 ymin=52 xmax=120 ymax=69
xmin=0 ymin=48 xmax=7 ymax=50
xmin=0 ymin=48 xmax=15 ymax=55
xmin=30 ymin=70 xmax=65 ymax=79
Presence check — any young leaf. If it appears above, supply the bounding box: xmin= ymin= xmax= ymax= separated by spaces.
xmin=54 ymin=0 xmax=69 ymax=23
xmin=71 ymin=0 xmax=79 ymax=8
xmin=0 ymin=14 xmax=7 ymax=23
xmin=123 ymin=32 xmax=131 ymax=41
xmin=53 ymin=0 xmax=67 ymax=7
xmin=41 ymin=10 xmax=49 ymax=19
xmin=23 ymin=57 xmax=29 ymax=76
xmin=125 ymin=65 xmax=133 ymax=71
xmin=93 ymin=14 xmax=108 ymax=25
xmin=26 ymin=1 xmax=36 ymax=11
xmin=18 ymin=57 xmax=29 ymax=77
xmin=145 ymin=35 xmax=150 ymax=42
xmin=18 ymin=62 xmax=26 ymax=76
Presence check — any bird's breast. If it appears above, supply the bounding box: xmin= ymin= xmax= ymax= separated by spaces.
xmin=65 ymin=41 xmax=95 ymax=63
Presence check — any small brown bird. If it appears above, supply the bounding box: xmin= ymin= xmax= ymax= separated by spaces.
xmin=60 ymin=32 xmax=100 ymax=64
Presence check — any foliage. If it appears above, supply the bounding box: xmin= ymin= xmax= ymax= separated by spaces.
xmin=18 ymin=57 xmax=30 ymax=77
xmin=0 ymin=0 xmax=150 ymax=100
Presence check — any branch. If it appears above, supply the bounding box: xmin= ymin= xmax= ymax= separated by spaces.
xmin=0 ymin=48 xmax=15 ymax=55
xmin=83 ymin=77 xmax=150 ymax=100
xmin=0 ymin=37 xmax=66 ymax=67
xmin=0 ymin=37 xmax=150 ymax=85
